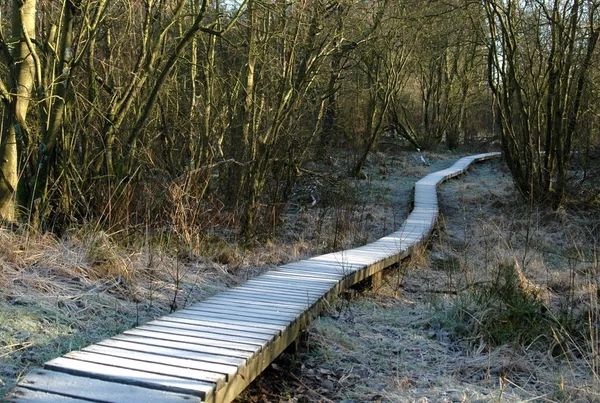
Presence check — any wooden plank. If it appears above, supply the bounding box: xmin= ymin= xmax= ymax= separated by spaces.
xmin=82 ymin=344 xmax=237 ymax=381
xmin=123 ymin=328 xmax=260 ymax=355
xmin=111 ymin=334 xmax=253 ymax=362
xmin=227 ymin=285 xmax=316 ymax=299
xmin=207 ymin=293 xmax=309 ymax=310
xmin=251 ymin=274 xmax=338 ymax=287
xmin=222 ymin=288 xmax=315 ymax=304
xmin=189 ymin=299 xmax=303 ymax=315
xmin=200 ymin=297 xmax=302 ymax=315
xmin=277 ymin=267 xmax=347 ymax=278
xmin=150 ymin=317 xmax=277 ymax=339
xmin=237 ymin=280 xmax=324 ymax=293
xmin=180 ymin=306 xmax=296 ymax=326
xmin=190 ymin=299 xmax=301 ymax=317
xmin=247 ymin=277 xmax=334 ymax=290
xmin=213 ymin=294 xmax=310 ymax=310
xmin=97 ymin=337 xmax=245 ymax=371
xmin=240 ymin=282 xmax=327 ymax=298
xmin=260 ymin=271 xmax=342 ymax=283
xmin=336 ymin=252 xmax=381 ymax=265
xmin=274 ymin=263 xmax=347 ymax=274
xmin=239 ymin=284 xmax=326 ymax=300
xmin=283 ymin=260 xmax=360 ymax=273
xmin=172 ymin=310 xmax=289 ymax=331
xmin=136 ymin=322 xmax=271 ymax=347
xmin=184 ymin=304 xmax=297 ymax=322
xmin=44 ymin=357 xmax=215 ymax=401
xmin=11 ymin=369 xmax=199 ymax=403
xmin=61 ymin=350 xmax=226 ymax=390
xmin=270 ymin=268 xmax=344 ymax=280
xmin=236 ymin=283 xmax=322 ymax=299
xmin=153 ymin=315 xmax=280 ymax=338
xmin=172 ymin=311 xmax=287 ymax=333
xmin=354 ymin=245 xmax=397 ymax=254
xmin=297 ymin=261 xmax=364 ymax=273
xmin=255 ymin=267 xmax=342 ymax=287
xmin=5 ymin=388 xmax=95 ymax=403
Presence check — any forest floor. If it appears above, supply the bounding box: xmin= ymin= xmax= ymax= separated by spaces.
xmin=1 ymin=146 xmax=599 ymax=402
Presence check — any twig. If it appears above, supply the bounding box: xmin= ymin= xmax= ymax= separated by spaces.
xmin=176 ymin=158 xmax=253 ymax=181
xmin=290 ymin=373 xmax=337 ymax=403
xmin=404 ymin=280 xmax=494 ymax=295
xmin=298 ymin=167 xmax=338 ymax=186
xmin=1 ymin=342 xmax=34 ymax=358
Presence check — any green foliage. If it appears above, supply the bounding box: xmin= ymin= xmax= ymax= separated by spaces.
xmin=430 ymin=260 xmax=600 ymax=367
xmin=437 ymin=262 xmax=554 ymax=347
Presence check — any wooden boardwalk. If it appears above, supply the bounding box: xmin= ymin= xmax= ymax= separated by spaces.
xmin=6 ymin=152 xmax=500 ymax=403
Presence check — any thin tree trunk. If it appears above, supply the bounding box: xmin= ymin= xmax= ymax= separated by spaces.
xmin=0 ymin=0 xmax=37 ymax=221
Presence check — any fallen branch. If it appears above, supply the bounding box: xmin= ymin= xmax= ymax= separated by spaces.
xmin=290 ymin=373 xmax=337 ymax=403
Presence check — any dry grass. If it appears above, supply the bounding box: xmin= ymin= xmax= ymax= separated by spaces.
xmin=0 ymin=197 xmax=375 ymax=398
xmin=0 ymin=226 xmax=261 ymax=396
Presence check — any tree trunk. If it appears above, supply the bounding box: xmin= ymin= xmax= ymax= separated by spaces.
xmin=35 ymin=1 xmax=76 ymax=214
xmin=0 ymin=0 xmax=37 ymax=221
xmin=0 ymin=114 xmax=19 ymax=221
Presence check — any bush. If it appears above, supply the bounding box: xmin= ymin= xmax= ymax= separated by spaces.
xmin=438 ymin=259 xmax=553 ymax=348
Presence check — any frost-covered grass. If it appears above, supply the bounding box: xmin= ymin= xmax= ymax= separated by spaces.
xmin=238 ymin=157 xmax=600 ymax=403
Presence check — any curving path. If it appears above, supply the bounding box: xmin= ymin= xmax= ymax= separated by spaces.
xmin=6 ymin=152 xmax=500 ymax=403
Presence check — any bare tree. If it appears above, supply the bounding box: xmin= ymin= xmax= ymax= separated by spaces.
xmin=484 ymin=0 xmax=599 ymax=204
xmin=234 ymin=0 xmax=340 ymax=240
xmin=351 ymin=17 xmax=412 ymax=176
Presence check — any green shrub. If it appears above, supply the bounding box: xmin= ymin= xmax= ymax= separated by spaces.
xmin=437 ymin=260 xmax=554 ymax=348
